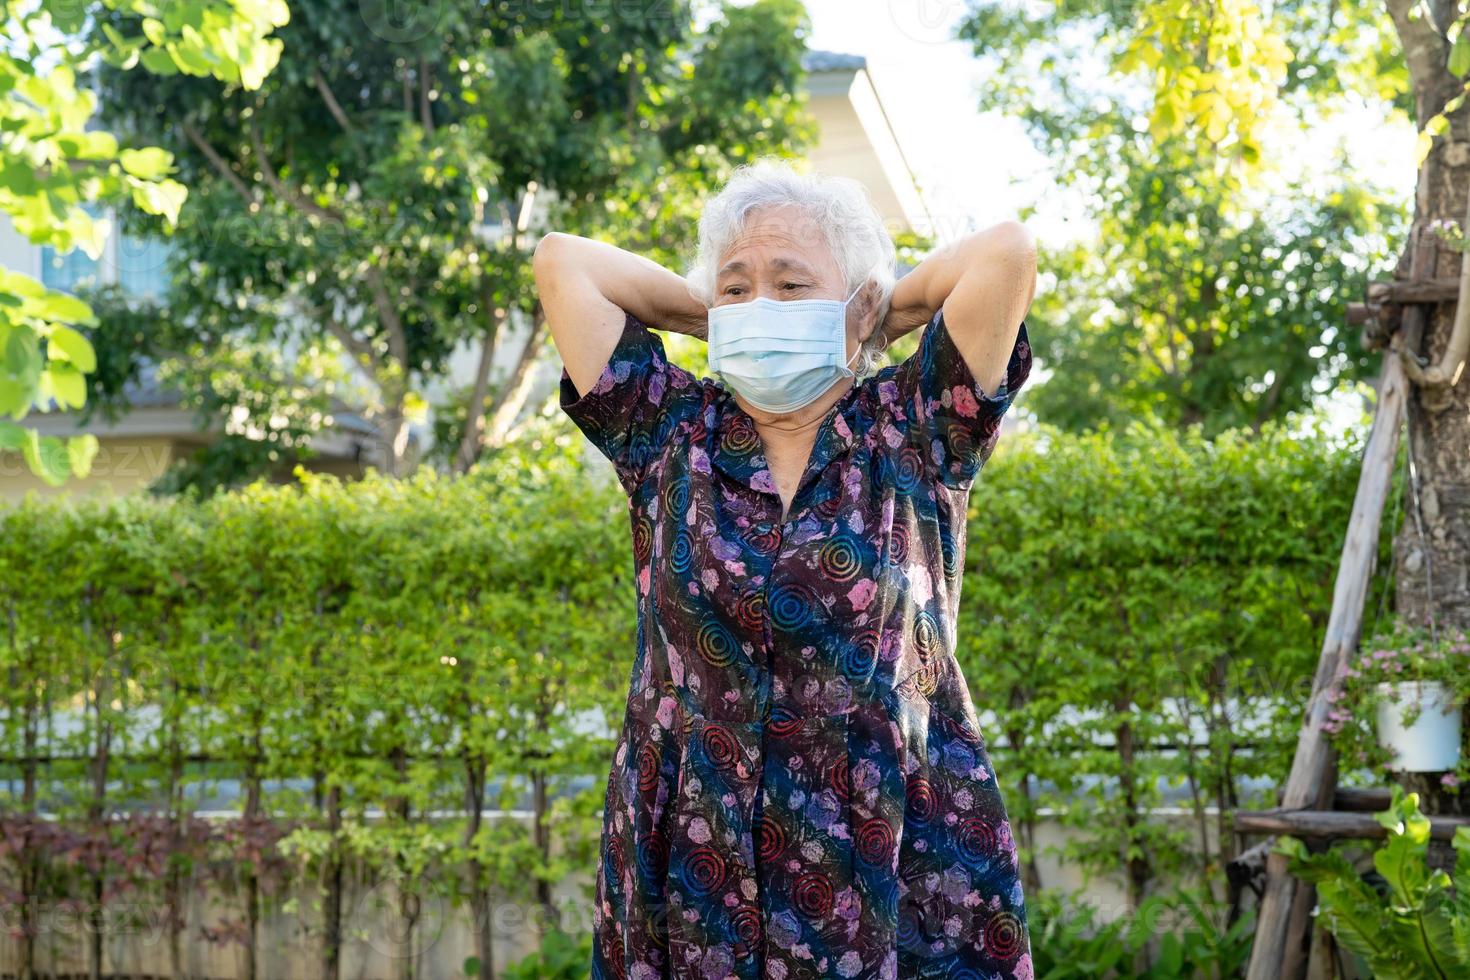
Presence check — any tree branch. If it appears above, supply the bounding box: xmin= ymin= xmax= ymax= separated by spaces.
xmin=482 ymin=309 xmax=548 ymax=448
xmin=249 ymin=126 xmax=410 ymax=400
xmin=248 ymin=123 xmax=345 ymax=225
xmin=418 ymin=57 xmax=435 ymax=135
xmin=454 ymin=305 xmax=506 ymax=473
xmin=361 ymin=266 xmax=410 ymax=369
xmin=313 ymin=70 xmax=354 ymax=134
xmin=322 ymin=315 xmax=379 ymax=383
xmin=1386 ymin=0 xmax=1452 ymax=116
xmin=180 ymin=123 xmax=255 ymax=204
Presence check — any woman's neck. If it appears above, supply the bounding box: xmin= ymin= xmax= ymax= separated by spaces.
xmin=738 ymin=377 xmax=853 ymax=437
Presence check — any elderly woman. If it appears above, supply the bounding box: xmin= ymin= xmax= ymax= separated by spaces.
xmin=535 ymin=160 xmax=1035 ymax=980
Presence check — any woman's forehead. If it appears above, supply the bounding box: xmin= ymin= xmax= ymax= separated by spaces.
xmin=717 ymin=206 xmax=838 ymax=277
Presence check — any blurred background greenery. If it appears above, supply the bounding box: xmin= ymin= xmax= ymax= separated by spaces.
xmin=3 ymin=0 xmax=1462 ymax=977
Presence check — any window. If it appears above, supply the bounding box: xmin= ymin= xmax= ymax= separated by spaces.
xmin=117 ymin=232 xmax=173 ymax=300
xmin=38 ymin=202 xmax=174 ymax=300
xmin=40 ymin=203 xmax=103 ymax=293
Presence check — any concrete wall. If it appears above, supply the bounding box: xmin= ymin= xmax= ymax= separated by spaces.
xmin=0 ymin=808 xmax=1265 ymax=979
xmin=0 ymin=865 xmax=587 ymax=979
xmin=0 ymin=436 xmax=182 ymax=503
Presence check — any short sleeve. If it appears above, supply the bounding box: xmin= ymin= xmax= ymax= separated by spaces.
xmin=894 ymin=307 xmax=1033 ymax=489
xmin=558 ymin=311 xmax=704 ymax=494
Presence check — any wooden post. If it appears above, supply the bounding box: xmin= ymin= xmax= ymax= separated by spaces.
xmin=1243 ymin=226 xmax=1429 ymax=980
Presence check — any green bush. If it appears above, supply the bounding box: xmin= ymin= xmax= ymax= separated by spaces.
xmin=1029 ymin=885 xmax=1255 ymax=979
xmin=0 ymin=412 xmax=1387 ymax=972
xmin=499 ymin=928 xmax=594 ymax=980
xmin=0 ymin=430 xmax=634 ymax=966
xmin=1279 ymin=785 xmax=1470 ymax=978
xmin=961 ymin=414 xmax=1390 ymax=896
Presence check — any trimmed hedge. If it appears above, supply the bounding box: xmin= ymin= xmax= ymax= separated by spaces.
xmin=959 ymin=414 xmax=1392 ymax=904
xmin=0 ymin=413 xmax=1392 ymax=971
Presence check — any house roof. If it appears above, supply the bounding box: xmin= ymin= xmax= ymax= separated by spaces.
xmin=31 ymin=360 xmax=381 ymax=447
xmin=795 ymin=49 xmax=933 ymax=238
xmin=802 ymin=50 xmax=868 ymax=73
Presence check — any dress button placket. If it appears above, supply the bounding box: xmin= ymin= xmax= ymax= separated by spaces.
xmin=757 ymin=516 xmax=781 ymax=723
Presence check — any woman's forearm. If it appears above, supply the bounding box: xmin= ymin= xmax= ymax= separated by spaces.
xmin=535 ymin=232 xmax=709 ymax=339
xmin=883 ymin=221 xmax=1035 ymax=344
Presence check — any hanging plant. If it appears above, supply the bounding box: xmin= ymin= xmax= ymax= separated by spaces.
xmin=1325 ymin=619 xmax=1470 ymax=784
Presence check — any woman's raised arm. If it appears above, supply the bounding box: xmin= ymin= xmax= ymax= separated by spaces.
xmin=879 ymin=221 xmax=1037 ymax=397
xmin=533 ymin=232 xmax=709 ymax=398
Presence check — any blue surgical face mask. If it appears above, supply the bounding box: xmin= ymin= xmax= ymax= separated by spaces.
xmin=707 ymin=282 xmax=865 ymax=414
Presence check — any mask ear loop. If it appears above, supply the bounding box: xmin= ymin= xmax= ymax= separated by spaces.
xmin=840 ymin=281 xmax=868 ymax=372
xmin=842 ymin=280 xmax=888 ymax=374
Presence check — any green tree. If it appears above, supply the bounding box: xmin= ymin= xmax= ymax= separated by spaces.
xmin=92 ymin=0 xmax=816 ymax=491
xmin=960 ymin=0 xmax=1470 ymax=973
xmin=0 ymin=0 xmax=287 ymax=486
xmin=958 ymin=1 xmax=1407 ymax=436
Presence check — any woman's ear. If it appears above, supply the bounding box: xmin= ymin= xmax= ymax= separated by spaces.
xmin=852 ymin=280 xmax=883 ymax=339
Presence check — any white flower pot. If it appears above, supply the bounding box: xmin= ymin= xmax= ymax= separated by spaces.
xmin=1375 ymin=681 xmax=1462 ymax=772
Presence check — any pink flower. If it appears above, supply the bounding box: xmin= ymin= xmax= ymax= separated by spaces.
xmin=751 ymin=469 xmax=779 ymax=494
xmin=952 ymin=385 xmax=979 ymax=418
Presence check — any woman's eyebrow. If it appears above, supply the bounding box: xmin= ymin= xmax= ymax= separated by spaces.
xmin=717 ymin=256 xmax=818 ymax=279
xmin=769 ymin=256 xmax=817 ymax=277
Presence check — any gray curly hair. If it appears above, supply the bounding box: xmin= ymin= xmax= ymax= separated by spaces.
xmin=685 ymin=159 xmax=897 ymax=377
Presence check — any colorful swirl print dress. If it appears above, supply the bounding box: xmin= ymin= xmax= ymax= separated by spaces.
xmin=559 ymin=305 xmax=1034 ymax=980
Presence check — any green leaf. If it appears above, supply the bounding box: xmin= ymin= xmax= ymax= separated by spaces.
xmin=34 ymin=291 xmax=97 ymax=327
xmin=130 ymin=178 xmax=188 ymax=225
xmin=44 ymin=364 xmax=86 ymax=409
xmin=140 ymin=47 xmax=180 ymax=75
xmin=20 ymin=430 xmax=70 ymax=485
xmin=5 ymin=326 xmax=40 ymax=376
xmin=1452 ymin=33 xmax=1470 ymax=77
xmin=119 ymin=146 xmax=174 ymax=180
xmin=48 ymin=325 xmax=97 ymax=372
xmin=0 ymin=420 xmax=26 ymax=451
xmin=67 ymin=433 xmax=98 ymax=478
xmin=0 ymin=376 xmax=31 ymax=416
xmin=1416 ymin=126 xmax=1438 ymax=166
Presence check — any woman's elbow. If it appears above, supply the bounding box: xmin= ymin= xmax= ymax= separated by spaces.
xmin=532 ymin=231 xmax=575 ymax=284
xmin=982 ymin=220 xmax=1037 ymax=273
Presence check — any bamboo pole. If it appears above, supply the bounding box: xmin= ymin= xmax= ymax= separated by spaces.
xmin=1243 ymin=228 xmax=1427 ymax=980
xmin=1234 ymin=807 xmax=1470 ymax=841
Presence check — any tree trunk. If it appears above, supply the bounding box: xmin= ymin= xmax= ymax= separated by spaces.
xmin=1387 ymin=0 xmax=1470 ymax=820
xmin=531 ymin=765 xmax=556 ymax=928
xmin=454 ymin=312 xmax=503 ymax=473
xmin=1113 ymin=694 xmax=1151 ymax=911
xmin=323 ymin=784 xmax=343 ymax=980
xmin=244 ymin=735 xmax=262 ymax=980
xmin=482 ymin=313 xmax=550 ymax=449
xmin=86 ymin=603 xmax=113 ymax=980
xmin=462 ymin=751 xmax=493 ymax=980
xmin=1005 ymin=683 xmax=1043 ymax=899
xmin=12 ymin=603 xmax=38 ymax=980
xmin=391 ymin=744 xmax=417 ymax=980
xmin=166 ymin=696 xmax=188 ymax=980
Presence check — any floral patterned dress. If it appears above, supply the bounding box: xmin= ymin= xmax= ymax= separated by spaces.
xmin=558 ymin=305 xmax=1034 ymax=980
